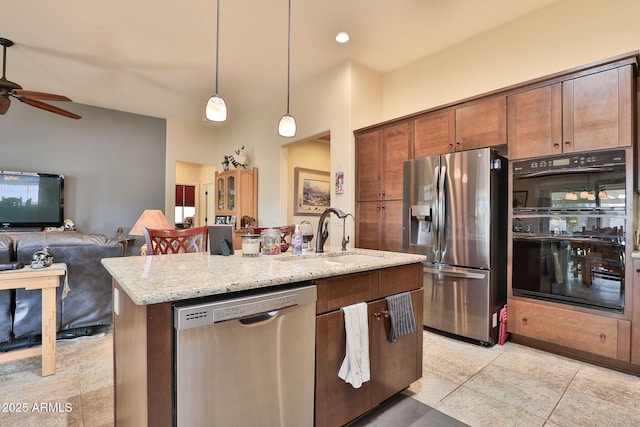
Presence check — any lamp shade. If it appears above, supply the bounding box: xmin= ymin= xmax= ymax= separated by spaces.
xmin=129 ymin=210 xmax=172 ymax=236
xmin=278 ymin=114 xmax=296 ymax=137
xmin=205 ymin=95 xmax=227 ymax=122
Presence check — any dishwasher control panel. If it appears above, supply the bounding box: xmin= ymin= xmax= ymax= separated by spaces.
xmin=174 ymin=285 xmax=317 ymax=330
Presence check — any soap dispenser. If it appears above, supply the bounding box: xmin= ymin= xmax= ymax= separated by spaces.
xmin=292 ymin=224 xmax=303 ymax=254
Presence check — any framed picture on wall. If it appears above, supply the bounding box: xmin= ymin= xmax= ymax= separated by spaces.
xmin=294 ymin=167 xmax=330 ymax=215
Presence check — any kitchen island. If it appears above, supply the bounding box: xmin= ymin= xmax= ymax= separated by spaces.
xmin=102 ymin=248 xmax=426 ymax=426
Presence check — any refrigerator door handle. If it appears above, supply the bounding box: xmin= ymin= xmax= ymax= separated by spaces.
xmin=433 ymin=165 xmax=441 ymax=261
xmin=423 ymin=265 xmax=486 ymax=280
xmin=438 ymin=165 xmax=447 ymax=259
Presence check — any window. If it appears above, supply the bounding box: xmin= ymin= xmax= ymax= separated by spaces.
xmin=175 ymin=185 xmax=196 ymax=225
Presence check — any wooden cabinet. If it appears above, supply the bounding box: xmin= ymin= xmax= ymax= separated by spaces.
xmin=511 ymin=300 xmax=630 ymax=362
xmin=564 ymin=65 xmax=633 ymax=153
xmin=414 ymin=97 xmax=506 ymax=158
xmin=414 ymin=110 xmax=455 ymax=157
xmin=314 ymin=264 xmax=423 ymax=427
xmin=215 ymin=168 xmax=257 ymax=248
xmin=355 ymin=123 xmax=411 ymax=251
xmin=455 ymin=96 xmax=507 ymax=151
xmin=632 ymin=259 xmax=640 ymax=365
xmin=509 ymin=65 xmax=633 ymax=159
xmin=508 ymin=83 xmax=563 ymax=159
xmin=355 ymin=200 xmax=403 ymax=252
xmin=355 ymin=122 xmax=412 ymax=202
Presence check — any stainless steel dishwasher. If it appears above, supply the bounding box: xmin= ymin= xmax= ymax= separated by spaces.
xmin=173 ymin=284 xmax=317 ymax=427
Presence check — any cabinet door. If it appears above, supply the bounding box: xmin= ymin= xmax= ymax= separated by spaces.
xmin=381 ymin=200 xmax=403 ymax=252
xmin=508 ymin=84 xmax=563 ymax=159
xmin=355 ymin=200 xmax=403 ymax=252
xmin=455 ymin=97 xmax=507 ymax=150
xmin=381 ymin=123 xmax=412 ymax=200
xmin=377 ymin=289 xmax=423 ymax=402
xmin=563 ymin=65 xmax=633 ymax=153
xmin=315 ymin=307 xmax=379 ymax=427
xmin=355 ymin=131 xmax=382 ymax=201
xmin=414 ymin=110 xmax=455 ymax=158
xmin=355 ymin=201 xmax=382 ymax=250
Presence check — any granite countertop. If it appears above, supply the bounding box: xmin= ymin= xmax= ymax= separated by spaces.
xmin=101 ymin=248 xmax=427 ymax=305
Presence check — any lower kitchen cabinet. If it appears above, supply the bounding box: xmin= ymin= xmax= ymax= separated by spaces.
xmin=511 ymin=299 xmax=630 ymax=362
xmin=355 ymin=200 xmax=403 ymax=252
xmin=314 ymin=264 xmax=423 ymax=427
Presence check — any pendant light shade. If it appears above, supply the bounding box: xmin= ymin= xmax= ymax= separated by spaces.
xmin=206 ymin=94 xmax=227 ymax=121
xmin=278 ymin=114 xmax=296 ymax=137
xmin=205 ymin=0 xmax=227 ymax=122
xmin=278 ymin=0 xmax=296 ymax=137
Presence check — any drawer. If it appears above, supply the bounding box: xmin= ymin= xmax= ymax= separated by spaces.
xmin=315 ymin=272 xmax=377 ymax=315
xmin=379 ymin=263 xmax=422 ymax=296
xmin=513 ymin=300 xmax=620 ymax=359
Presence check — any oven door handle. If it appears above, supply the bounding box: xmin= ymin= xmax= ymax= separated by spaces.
xmin=515 ymin=166 xmax=615 ymax=178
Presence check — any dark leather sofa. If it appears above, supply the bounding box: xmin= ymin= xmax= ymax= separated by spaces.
xmin=0 ymin=232 xmax=122 ymax=351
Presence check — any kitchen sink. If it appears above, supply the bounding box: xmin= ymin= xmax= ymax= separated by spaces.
xmin=278 ymin=253 xmax=385 ymax=268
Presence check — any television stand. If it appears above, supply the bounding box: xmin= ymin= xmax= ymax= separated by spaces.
xmin=0 ymin=227 xmax=42 ymax=233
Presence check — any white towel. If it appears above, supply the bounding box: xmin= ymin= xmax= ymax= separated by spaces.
xmin=338 ymin=302 xmax=370 ymax=389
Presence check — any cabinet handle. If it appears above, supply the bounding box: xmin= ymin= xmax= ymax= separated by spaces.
xmin=553 ymin=143 xmax=560 ymax=149
xmin=564 ymin=141 xmax=571 ymax=148
xmin=373 ymin=312 xmax=382 ymax=321
xmin=382 ymin=310 xmax=389 ymax=318
xmin=599 ymin=334 xmax=606 ymax=342
xmin=381 ymin=205 xmax=386 ymax=210
xmin=636 ymin=268 xmax=640 ymax=274
xmin=522 ymin=318 xmax=528 ymax=325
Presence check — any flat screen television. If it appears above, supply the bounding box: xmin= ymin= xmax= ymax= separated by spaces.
xmin=0 ymin=171 xmax=64 ymax=230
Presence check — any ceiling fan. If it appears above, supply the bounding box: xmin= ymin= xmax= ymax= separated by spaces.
xmin=0 ymin=37 xmax=81 ymax=119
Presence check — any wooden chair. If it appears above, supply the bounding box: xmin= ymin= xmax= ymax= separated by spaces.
xmin=142 ymin=226 xmax=208 ymax=255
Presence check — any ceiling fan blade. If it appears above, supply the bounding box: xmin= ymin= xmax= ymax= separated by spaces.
xmin=19 ymin=97 xmax=81 ymax=119
xmin=0 ymin=95 xmax=9 ymax=114
xmin=13 ymin=90 xmax=72 ymax=102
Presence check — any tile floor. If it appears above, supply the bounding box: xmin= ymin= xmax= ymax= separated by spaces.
xmin=1 ymin=329 xmax=640 ymax=426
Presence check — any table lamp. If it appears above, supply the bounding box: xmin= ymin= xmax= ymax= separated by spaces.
xmin=129 ymin=210 xmax=172 ymax=236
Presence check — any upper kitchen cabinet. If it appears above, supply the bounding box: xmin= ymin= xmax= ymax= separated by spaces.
xmin=455 ymin=96 xmax=507 ymax=151
xmin=355 ymin=122 xmax=412 ymax=202
xmin=563 ymin=65 xmax=633 ymax=153
xmin=414 ymin=110 xmax=455 ymax=157
xmin=413 ymin=97 xmax=506 ymax=158
xmin=508 ymin=83 xmax=563 ymax=159
xmin=509 ymin=65 xmax=634 ymax=159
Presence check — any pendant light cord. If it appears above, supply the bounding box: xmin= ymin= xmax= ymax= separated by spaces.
xmin=285 ymin=0 xmax=291 ymax=114
xmin=215 ymin=0 xmax=221 ymax=96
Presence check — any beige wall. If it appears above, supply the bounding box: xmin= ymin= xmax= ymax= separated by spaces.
xmin=382 ymin=0 xmax=640 ymax=123
xmin=285 ymin=140 xmax=331 ymax=230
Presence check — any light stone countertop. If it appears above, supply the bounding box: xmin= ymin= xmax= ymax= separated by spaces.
xmin=101 ymin=248 xmax=427 ymax=305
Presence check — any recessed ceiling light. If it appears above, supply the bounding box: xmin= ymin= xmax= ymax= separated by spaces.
xmin=335 ymin=32 xmax=350 ymax=43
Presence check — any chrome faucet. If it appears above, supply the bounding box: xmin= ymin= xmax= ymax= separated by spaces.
xmin=315 ymin=207 xmax=348 ymax=253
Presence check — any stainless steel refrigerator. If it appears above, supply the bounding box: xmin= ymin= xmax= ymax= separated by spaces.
xmin=403 ymin=148 xmax=507 ymax=346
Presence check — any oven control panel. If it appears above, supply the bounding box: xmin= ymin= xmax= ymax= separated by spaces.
xmin=513 ymin=150 xmax=625 ymax=174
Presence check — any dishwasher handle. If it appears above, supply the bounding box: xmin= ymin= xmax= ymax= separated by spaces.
xmin=238 ymin=310 xmax=279 ymax=326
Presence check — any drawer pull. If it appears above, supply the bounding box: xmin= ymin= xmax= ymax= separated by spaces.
xmin=522 ymin=318 xmax=528 ymax=325
xmin=599 ymin=334 xmax=606 ymax=342
xmin=374 ymin=312 xmax=381 ymax=321
xmin=382 ymin=310 xmax=389 ymax=318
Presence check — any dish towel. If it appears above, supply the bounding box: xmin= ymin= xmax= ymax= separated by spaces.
xmin=338 ymin=302 xmax=370 ymax=389
xmin=386 ymin=292 xmax=416 ymax=342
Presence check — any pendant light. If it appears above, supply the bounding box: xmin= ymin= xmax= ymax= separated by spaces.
xmin=205 ymin=0 xmax=227 ymax=122
xmin=278 ymin=0 xmax=296 ymax=137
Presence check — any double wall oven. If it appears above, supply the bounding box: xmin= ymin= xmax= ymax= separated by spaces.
xmin=512 ymin=150 xmax=629 ymax=313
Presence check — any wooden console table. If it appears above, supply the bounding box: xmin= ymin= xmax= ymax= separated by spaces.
xmin=0 ymin=263 xmax=67 ymax=376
